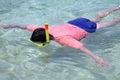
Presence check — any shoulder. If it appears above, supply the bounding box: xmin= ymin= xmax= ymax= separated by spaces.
xmin=27 ymin=25 xmax=43 ymax=31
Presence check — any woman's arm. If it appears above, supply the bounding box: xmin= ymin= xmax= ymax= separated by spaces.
xmin=0 ymin=24 xmax=43 ymax=32
xmin=57 ymin=36 xmax=107 ymax=67
xmin=79 ymin=45 xmax=107 ymax=67
xmin=0 ymin=24 xmax=27 ymax=29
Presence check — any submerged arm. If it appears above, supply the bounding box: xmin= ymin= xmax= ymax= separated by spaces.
xmin=0 ymin=24 xmax=27 ymax=29
xmin=78 ymin=44 xmax=107 ymax=67
xmin=58 ymin=36 xmax=107 ymax=67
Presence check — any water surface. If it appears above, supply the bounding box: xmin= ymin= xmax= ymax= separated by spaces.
xmin=0 ymin=0 xmax=120 ymax=80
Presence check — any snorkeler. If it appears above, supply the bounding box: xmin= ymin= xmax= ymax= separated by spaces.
xmin=0 ymin=5 xmax=120 ymax=67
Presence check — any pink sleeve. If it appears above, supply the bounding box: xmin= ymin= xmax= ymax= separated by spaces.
xmin=56 ymin=36 xmax=83 ymax=49
xmin=27 ymin=25 xmax=43 ymax=31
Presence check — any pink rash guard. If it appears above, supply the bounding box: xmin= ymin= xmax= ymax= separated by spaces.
xmin=27 ymin=23 xmax=89 ymax=49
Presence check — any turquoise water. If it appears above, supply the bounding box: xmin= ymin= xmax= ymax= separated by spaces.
xmin=0 ymin=0 xmax=120 ymax=80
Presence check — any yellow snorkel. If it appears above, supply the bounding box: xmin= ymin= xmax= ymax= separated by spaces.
xmin=45 ymin=23 xmax=50 ymax=43
xmin=30 ymin=23 xmax=50 ymax=47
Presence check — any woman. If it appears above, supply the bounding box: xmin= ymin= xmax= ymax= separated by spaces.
xmin=0 ymin=5 xmax=120 ymax=67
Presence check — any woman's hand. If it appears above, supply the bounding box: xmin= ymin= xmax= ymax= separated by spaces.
xmin=94 ymin=56 xmax=108 ymax=67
